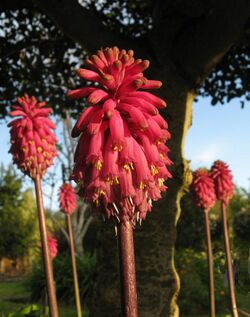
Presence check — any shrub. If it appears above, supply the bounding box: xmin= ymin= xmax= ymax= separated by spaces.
xmin=234 ymin=209 xmax=250 ymax=243
xmin=2 ymin=304 xmax=48 ymax=317
xmin=27 ymin=253 xmax=96 ymax=305
xmin=176 ymin=248 xmax=227 ymax=315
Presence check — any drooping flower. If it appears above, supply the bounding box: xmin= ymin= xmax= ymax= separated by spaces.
xmin=68 ymin=47 xmax=172 ymax=223
xmin=8 ymin=94 xmax=57 ymax=179
xmin=59 ymin=183 xmax=77 ymax=214
xmin=48 ymin=236 xmax=58 ymax=260
xmin=211 ymin=160 xmax=234 ymax=205
xmin=191 ymin=169 xmax=216 ymax=210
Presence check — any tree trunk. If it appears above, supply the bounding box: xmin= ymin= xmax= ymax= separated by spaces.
xmin=91 ymin=64 xmax=194 ymax=317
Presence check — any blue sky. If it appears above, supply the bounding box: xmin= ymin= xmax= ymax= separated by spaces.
xmin=185 ymin=97 xmax=250 ymax=190
xmin=1 ymin=96 xmax=250 ymax=209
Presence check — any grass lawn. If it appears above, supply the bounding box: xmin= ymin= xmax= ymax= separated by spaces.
xmin=0 ymin=279 xmax=249 ymax=316
xmin=0 ymin=279 xmax=88 ymax=317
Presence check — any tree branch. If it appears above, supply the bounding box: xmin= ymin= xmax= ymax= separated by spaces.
xmin=173 ymin=0 xmax=250 ymax=87
xmin=50 ymin=214 xmax=69 ymax=242
xmin=80 ymin=215 xmax=93 ymax=240
xmin=0 ymin=0 xmax=32 ymax=10
xmin=32 ymin=0 xmax=146 ymax=55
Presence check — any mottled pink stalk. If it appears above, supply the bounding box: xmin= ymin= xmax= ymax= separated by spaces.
xmin=191 ymin=169 xmax=216 ymax=210
xmin=68 ymin=47 xmax=172 ymax=223
xmin=211 ymin=160 xmax=234 ymax=205
xmin=8 ymin=94 xmax=57 ymax=179
xmin=59 ymin=183 xmax=77 ymax=214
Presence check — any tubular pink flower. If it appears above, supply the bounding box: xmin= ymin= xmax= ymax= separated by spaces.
xmin=48 ymin=236 xmax=58 ymax=260
xmin=69 ymin=47 xmax=172 ymax=223
xmin=59 ymin=183 xmax=77 ymax=214
xmin=211 ymin=160 xmax=234 ymax=205
xmin=191 ymin=169 xmax=216 ymax=210
xmin=8 ymin=94 xmax=57 ymax=179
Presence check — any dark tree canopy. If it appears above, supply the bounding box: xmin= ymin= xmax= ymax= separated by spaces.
xmin=0 ymin=0 xmax=249 ymax=118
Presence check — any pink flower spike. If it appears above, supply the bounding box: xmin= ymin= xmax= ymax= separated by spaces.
xmin=48 ymin=236 xmax=58 ymax=260
xmin=8 ymin=94 xmax=57 ymax=179
xmin=68 ymin=47 xmax=171 ymax=223
xmin=59 ymin=183 xmax=77 ymax=214
xmin=211 ymin=160 xmax=234 ymax=205
xmin=191 ymin=169 xmax=216 ymax=210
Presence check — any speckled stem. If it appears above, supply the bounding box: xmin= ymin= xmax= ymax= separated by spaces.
xmin=118 ymin=221 xmax=138 ymax=317
xmin=34 ymin=175 xmax=59 ymax=317
xmin=204 ymin=209 xmax=215 ymax=317
xmin=67 ymin=214 xmax=82 ymax=317
xmin=221 ymin=202 xmax=238 ymax=317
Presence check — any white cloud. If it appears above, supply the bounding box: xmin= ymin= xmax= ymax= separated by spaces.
xmin=193 ymin=143 xmax=224 ymax=165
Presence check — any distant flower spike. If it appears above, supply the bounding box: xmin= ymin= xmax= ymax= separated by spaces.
xmin=191 ymin=169 xmax=216 ymax=210
xmin=211 ymin=160 xmax=234 ymax=205
xmin=59 ymin=183 xmax=77 ymax=214
xmin=69 ymin=47 xmax=172 ymax=223
xmin=48 ymin=236 xmax=58 ymax=260
xmin=8 ymin=94 xmax=57 ymax=179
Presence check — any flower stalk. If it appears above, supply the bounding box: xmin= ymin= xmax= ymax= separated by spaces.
xmin=118 ymin=221 xmax=138 ymax=317
xmin=211 ymin=160 xmax=238 ymax=317
xmin=191 ymin=169 xmax=216 ymax=317
xmin=59 ymin=183 xmax=82 ymax=317
xmin=8 ymin=95 xmax=59 ymax=317
xmin=34 ymin=175 xmax=59 ymax=317
xmin=204 ymin=209 xmax=215 ymax=317
xmin=221 ymin=202 xmax=238 ymax=317
xmin=66 ymin=213 xmax=82 ymax=317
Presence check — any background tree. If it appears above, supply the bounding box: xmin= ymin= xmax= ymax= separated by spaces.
xmin=0 ymin=1 xmax=250 ymax=316
xmin=0 ymin=166 xmax=37 ymax=263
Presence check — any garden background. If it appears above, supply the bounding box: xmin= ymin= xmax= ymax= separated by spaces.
xmin=0 ymin=1 xmax=250 ymax=316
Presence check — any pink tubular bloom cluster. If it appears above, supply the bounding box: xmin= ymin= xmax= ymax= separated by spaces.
xmin=8 ymin=95 xmax=57 ymax=179
xmin=59 ymin=183 xmax=77 ymax=214
xmin=191 ymin=169 xmax=216 ymax=210
xmin=48 ymin=236 xmax=58 ymax=260
xmin=68 ymin=47 xmax=172 ymax=223
xmin=211 ymin=160 xmax=234 ymax=205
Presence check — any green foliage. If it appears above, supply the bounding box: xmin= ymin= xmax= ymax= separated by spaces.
xmin=1 ymin=305 xmax=48 ymax=317
xmin=0 ymin=166 xmax=37 ymax=260
xmin=0 ymin=2 xmax=249 ymax=118
xmin=28 ymin=253 xmax=96 ymax=305
xmin=176 ymin=249 xmax=227 ymax=315
xmin=234 ymin=209 xmax=250 ymax=243
xmin=177 ymin=192 xmax=223 ymax=250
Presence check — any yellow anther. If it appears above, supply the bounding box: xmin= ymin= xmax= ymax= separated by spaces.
xmin=160 ymin=153 xmax=164 ymax=159
xmin=22 ymin=147 xmax=27 ymax=152
xmin=94 ymin=199 xmax=100 ymax=206
xmin=158 ymin=178 xmax=165 ymax=187
xmin=106 ymin=177 xmax=119 ymax=185
xmin=99 ymin=190 xmax=105 ymax=196
xmin=113 ymin=144 xmax=123 ymax=151
xmin=123 ymin=164 xmax=130 ymax=172
xmin=140 ymin=182 xmax=147 ymax=190
xmin=37 ymin=147 xmax=42 ymax=153
xmin=151 ymin=165 xmax=159 ymax=176
xmin=95 ymin=160 xmax=103 ymax=170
